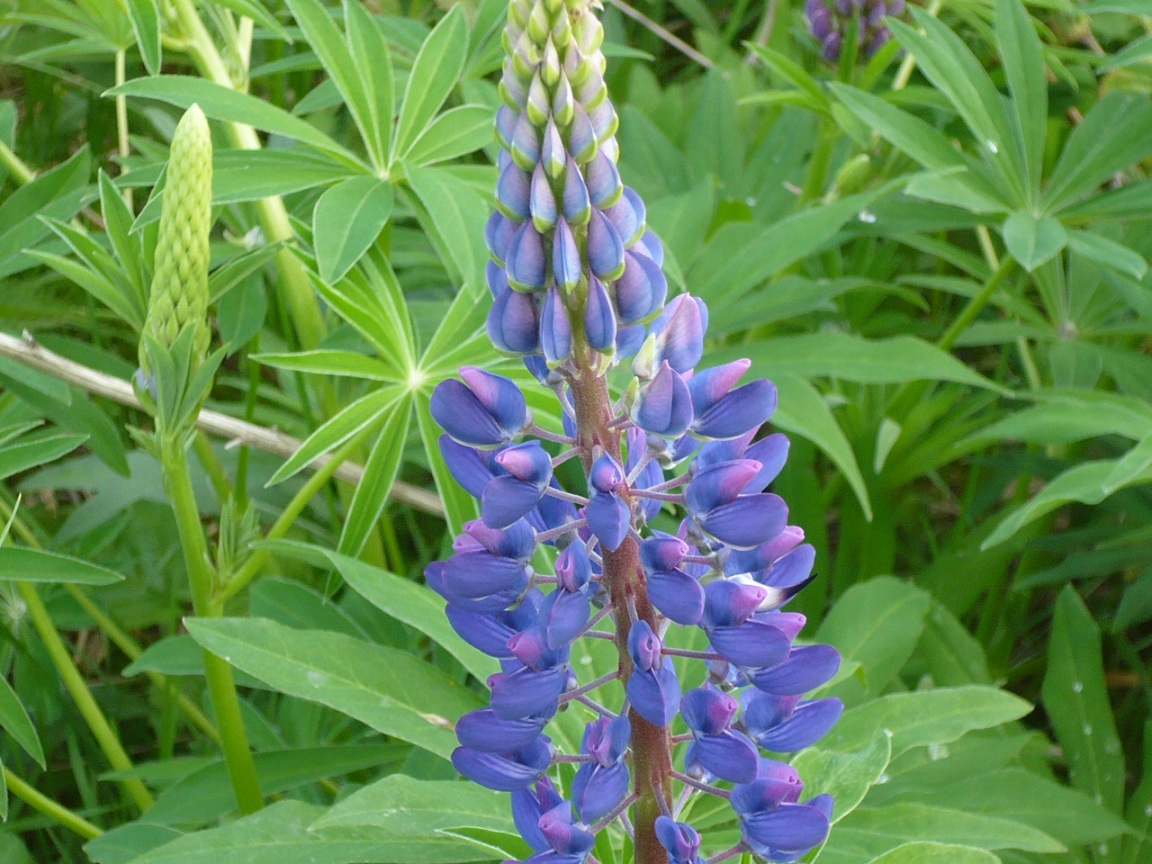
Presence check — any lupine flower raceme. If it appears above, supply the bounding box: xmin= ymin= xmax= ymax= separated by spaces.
xmin=805 ymin=0 xmax=907 ymax=61
xmin=430 ymin=3 xmax=843 ymax=862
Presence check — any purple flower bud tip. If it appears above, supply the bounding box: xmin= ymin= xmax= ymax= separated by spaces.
xmin=628 ymin=620 xmax=662 ymax=671
xmin=635 ymin=362 xmax=694 ymax=438
xmin=656 ymin=817 xmax=703 ymax=864
xmin=433 ymin=368 xmax=529 ymax=447
xmin=555 ymin=542 xmax=593 ymax=592
xmin=589 ymin=453 xmax=624 ymax=492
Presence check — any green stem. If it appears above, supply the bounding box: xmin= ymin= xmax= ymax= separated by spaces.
xmin=162 ymin=442 xmax=264 ymax=814
xmin=193 ymin=431 xmax=233 ymax=504
xmin=801 ymin=121 xmax=838 ymax=203
xmin=16 ymin=582 xmax=153 ymax=812
xmin=115 ymin=49 xmax=132 ymax=209
xmin=168 ymin=0 xmax=325 ymax=351
xmin=4 ymin=767 xmax=103 ymax=840
xmin=936 ymin=256 xmax=1017 ymax=352
xmin=219 ymin=432 xmax=369 ymax=604
xmin=0 ymin=139 xmax=35 ymax=185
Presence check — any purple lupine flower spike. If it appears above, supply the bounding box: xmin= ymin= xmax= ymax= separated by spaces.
xmin=805 ymin=0 xmax=907 ymax=62
xmin=432 ymin=3 xmax=840 ymax=862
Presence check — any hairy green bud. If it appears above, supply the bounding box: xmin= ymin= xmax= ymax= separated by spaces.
xmin=140 ymin=103 xmax=213 ymax=378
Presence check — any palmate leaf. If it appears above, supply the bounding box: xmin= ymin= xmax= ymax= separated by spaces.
xmin=404 ymin=165 xmax=490 ymax=294
xmin=337 ymin=394 xmax=411 ymax=556
xmin=185 ymin=618 xmax=481 ymax=759
xmin=995 ymin=0 xmax=1047 ymax=198
xmin=313 ymin=176 xmax=394 ymax=283
xmin=792 ymin=730 xmax=892 ymax=826
xmin=861 ymin=842 xmax=1000 ymax=864
xmin=392 ymin=6 xmax=469 ymax=164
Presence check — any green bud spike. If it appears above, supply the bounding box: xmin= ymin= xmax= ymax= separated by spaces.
xmin=140 ymin=103 xmax=213 ymax=378
xmin=527 ymin=74 xmax=551 ymax=126
xmin=528 ymin=1 xmax=551 ymax=43
xmin=552 ymin=74 xmax=575 ymax=127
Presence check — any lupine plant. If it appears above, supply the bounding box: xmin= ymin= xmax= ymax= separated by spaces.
xmin=428 ymin=3 xmax=841 ymax=861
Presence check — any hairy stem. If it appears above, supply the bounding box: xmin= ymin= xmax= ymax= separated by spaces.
xmin=162 ymin=442 xmax=264 ymax=813
xmin=569 ymin=352 xmax=672 ymax=864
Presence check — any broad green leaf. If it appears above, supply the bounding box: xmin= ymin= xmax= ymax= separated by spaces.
xmin=186 ymin=618 xmax=480 ymax=758
xmin=0 ymin=433 xmax=87 ymax=481
xmin=793 ymin=730 xmax=892 ymax=825
xmin=405 ymin=166 xmax=490 ymax=293
xmin=714 ymin=334 xmax=1000 ymax=390
xmin=345 ymin=0 xmax=395 ymax=165
xmin=338 ymin=395 xmax=411 ymax=556
xmin=836 ymin=804 xmax=1063 ymax=855
xmin=285 ymin=0 xmax=376 ymax=165
xmin=821 ymin=686 xmax=1032 ymax=755
xmin=144 ymin=746 xmax=399 ymax=826
xmin=125 ymin=0 xmax=161 ymax=74
xmin=772 ymin=373 xmax=870 ymax=519
xmin=217 ymin=274 xmax=266 ymax=350
xmin=392 ymin=6 xmax=469 ymax=163
xmin=962 ymin=390 xmax=1152 ymax=447
xmin=1002 ymin=211 xmax=1067 ymax=271
xmin=308 ymin=545 xmax=494 ymax=682
xmin=0 ymin=548 xmax=123 ymax=585
xmin=312 ymin=774 xmax=512 ymax=837
xmin=1044 ymin=93 xmax=1152 ymax=214
xmin=995 ymin=0 xmax=1046 ymax=198
xmin=817 ymin=577 xmax=931 ymax=704
xmin=1067 ymin=229 xmax=1148 ymax=279
xmin=1123 ymin=721 xmax=1152 ymax=864
xmin=253 ymin=350 xmax=398 ymax=382
xmin=115 ymin=799 xmax=491 ymax=864
xmin=268 ymin=386 xmax=401 ymax=485
xmin=915 ymin=600 xmax=992 ymax=686
xmin=250 ymin=578 xmax=367 ymax=639
xmin=107 ymin=77 xmax=358 ymax=164
xmin=98 ymin=171 xmax=147 ymax=305
xmin=0 ymin=674 xmax=44 ymax=767
xmin=983 ymin=447 xmax=1152 ymax=547
xmin=85 ymin=823 xmax=183 ymax=864
xmin=830 ymin=85 xmax=966 ymax=172
xmin=1042 ymin=586 xmax=1125 ymax=814
xmin=0 ymin=147 xmax=92 ymax=277
xmin=406 ymin=105 xmax=494 ymax=167
xmin=862 ymin=842 xmax=1001 ymax=864
xmin=122 ymin=635 xmax=263 ymax=688
xmin=313 ymin=176 xmax=394 ymax=283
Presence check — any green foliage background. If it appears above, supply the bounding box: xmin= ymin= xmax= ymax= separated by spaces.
xmin=0 ymin=0 xmax=1148 ymax=863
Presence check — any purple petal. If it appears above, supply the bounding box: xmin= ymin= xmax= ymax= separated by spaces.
xmin=627 ymin=620 xmax=662 ymax=672
xmin=432 ymin=375 xmax=525 ymax=447
xmin=555 ymin=542 xmax=593 ymax=592
xmin=539 ymin=588 xmax=591 ymax=649
xmin=764 ymin=544 xmax=816 ymax=590
xmin=541 ymin=285 xmax=574 ymax=365
xmin=482 ymin=476 xmax=548 ymax=530
xmin=740 ymin=802 xmax=830 ymax=858
xmin=443 ymin=551 xmax=530 ymax=599
xmin=567 ymin=103 xmax=597 ymax=163
xmin=703 ymin=579 xmax=770 ymax=628
xmin=491 ymin=664 xmax=569 ymax=720
xmin=585 ymin=148 xmax=622 ymax=207
xmin=731 ymin=760 xmax=803 ymax=812
xmin=587 ymin=208 xmax=625 ymax=281
xmin=531 ymin=163 xmax=558 ymax=231
xmin=488 ymin=282 xmax=541 ymax=355
xmin=440 ymin=435 xmax=494 ymax=498
xmin=656 ymin=817 xmax=702 ymax=864
xmin=686 ymin=459 xmax=763 ymax=513
xmin=583 ymin=276 xmax=617 ymax=351
xmin=751 ymin=645 xmax=842 ymax=695
xmin=635 ymin=230 xmax=664 ymax=267
xmin=626 ymin=659 xmax=680 ymax=727
xmin=451 ymin=738 xmax=550 ymax=791
xmin=552 ymin=218 xmax=582 ymax=292
xmin=698 ymin=493 xmax=789 ymax=550
xmin=508 ymin=626 xmax=567 ymax=671
xmin=635 ymin=362 xmax=693 ymax=438
xmin=693 ymin=379 xmax=778 ymax=440
xmin=648 ymin=568 xmax=704 ymax=626
xmin=744 ymin=433 xmax=790 ymax=491
xmin=691 ymin=730 xmax=760 ymax=783
xmin=615 ymin=249 xmax=668 ymax=324
xmin=541 ymin=116 xmax=566 ymax=177
xmin=512 ymin=778 xmax=564 ymax=852
xmin=589 ymin=453 xmax=625 ymax=492
xmin=506 ymin=222 xmax=548 ymax=292
xmin=586 ymin=490 xmax=630 ymax=551
xmin=456 ymin=708 xmax=547 ymax=752
xmin=688 ymin=359 xmax=752 ymax=409
xmin=755 ymin=698 xmax=844 ymax=752
xmin=681 ymin=686 xmax=738 ymax=735
xmin=640 ymin=537 xmax=689 ymax=572
xmin=511 ymin=111 xmax=540 ymax=169
xmin=497 ymin=161 xmax=531 ymax=220
xmin=486 ymin=212 xmax=518 ymax=264
xmin=616 ymin=323 xmax=647 ymax=358
xmin=653 ymin=294 xmax=706 ymax=374
xmin=707 ymin=621 xmax=791 ymax=668
xmin=603 ymin=187 xmax=646 ymax=247
xmin=571 ymin=762 xmax=629 ymax=824
xmin=562 ymin=157 xmax=592 ymax=226
xmin=539 ymin=802 xmax=596 ymax=856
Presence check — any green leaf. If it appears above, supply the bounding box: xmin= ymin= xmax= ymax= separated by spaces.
xmin=144 ymin=746 xmax=399 ymax=826
xmin=821 ymin=686 xmax=1033 ymax=755
xmin=125 ymin=0 xmax=161 ymax=74
xmin=0 ymin=548 xmax=123 ymax=585
xmin=115 ymin=799 xmax=493 ymax=864
xmin=1042 ymin=585 xmax=1125 ymax=814
xmin=1002 ymin=211 xmax=1067 ymax=271
xmin=830 ymin=85 xmax=966 ymax=172
xmin=392 ymin=6 xmax=469 ymax=164
xmin=772 ymin=373 xmax=871 ymax=520
xmin=268 ymin=386 xmax=401 ymax=485
xmin=406 ymin=105 xmax=494 ymax=167
xmin=1123 ymin=721 xmax=1152 ymax=864
xmin=405 ymin=166 xmax=489 ymax=292
xmin=338 ymin=396 xmax=411 ymax=556
xmin=915 ymin=600 xmax=992 ymax=686
xmin=0 ymin=674 xmax=45 ymax=767
xmin=253 ymin=350 xmax=398 ymax=382
xmin=284 ymin=0 xmax=377 ymax=164
xmin=862 ymin=842 xmax=1001 ymax=864
xmin=714 ymin=334 xmax=1001 ymax=390
xmin=98 ymin=171 xmax=147 ymax=305
xmin=983 ymin=444 xmax=1152 ymax=547
xmin=0 ymin=146 xmax=92 ymax=278
xmin=1044 ymin=93 xmax=1152 ymax=214
xmin=1067 ymin=229 xmax=1148 ymax=279
xmin=301 ymin=545 xmax=494 ymax=682
xmin=345 ymin=0 xmax=395 ymax=166
xmin=312 ymin=774 xmax=513 ymax=838
xmin=961 ymin=390 xmax=1152 ymax=447
xmin=747 ymin=45 xmax=830 ymax=112
xmin=313 ymin=176 xmax=394 ymax=283
xmin=792 ymin=730 xmax=891 ymax=825
xmin=217 ymin=274 xmax=266 ymax=350
xmin=186 ymin=618 xmax=481 ymax=758
xmin=837 ymin=804 xmax=1063 ymax=854
xmin=250 ymin=578 xmax=367 ymax=639
xmin=107 ymin=76 xmax=357 ymax=163
xmin=0 ymin=433 xmax=87 ymax=481
xmin=995 ymin=0 xmax=1046 ymax=198
xmin=817 ymin=577 xmax=931 ymax=704
xmin=86 ymin=823 xmax=183 ymax=864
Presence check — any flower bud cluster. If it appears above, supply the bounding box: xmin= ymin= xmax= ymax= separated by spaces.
xmin=430 ymin=3 xmax=843 ymax=863
xmin=140 ymin=103 xmax=213 ymax=379
xmin=804 ymin=0 xmax=906 ymax=61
